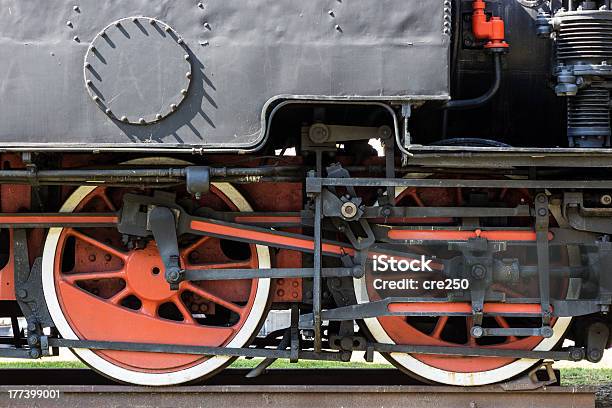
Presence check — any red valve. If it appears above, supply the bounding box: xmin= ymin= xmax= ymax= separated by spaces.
xmin=472 ymin=0 xmax=509 ymax=49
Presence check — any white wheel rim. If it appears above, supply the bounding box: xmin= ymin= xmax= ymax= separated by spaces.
xmin=354 ymin=277 xmax=578 ymax=386
xmin=42 ymin=183 xmax=271 ymax=386
xmin=356 ymin=185 xmax=579 ymax=386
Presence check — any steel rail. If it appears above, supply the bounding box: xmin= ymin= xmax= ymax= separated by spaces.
xmin=0 ymin=369 xmax=597 ymax=408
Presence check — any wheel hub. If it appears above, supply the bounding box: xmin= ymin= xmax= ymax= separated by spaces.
xmin=124 ymin=245 xmax=172 ymax=303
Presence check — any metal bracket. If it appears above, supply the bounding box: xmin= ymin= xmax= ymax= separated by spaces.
xmin=500 ymin=361 xmax=558 ymax=391
xmin=148 ymin=206 xmax=183 ymax=290
xmin=535 ymin=193 xmax=553 ymax=328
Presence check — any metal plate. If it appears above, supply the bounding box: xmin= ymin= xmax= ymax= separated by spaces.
xmin=84 ymin=17 xmax=192 ymax=125
xmin=0 ymin=0 xmax=449 ymax=151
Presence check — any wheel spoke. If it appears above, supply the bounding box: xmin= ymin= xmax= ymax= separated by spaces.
xmin=108 ymin=287 xmax=131 ymax=305
xmin=494 ymin=316 xmax=519 ymax=342
xmin=98 ymin=189 xmax=117 ymax=212
xmin=67 ymin=229 xmax=128 ymax=261
xmin=431 ymin=316 xmax=448 ymax=339
xmin=181 ymin=236 xmax=212 ymax=257
xmin=172 ymin=296 xmax=196 ymax=324
xmin=183 ymin=282 xmax=244 ymax=315
xmin=140 ymin=299 xmax=158 ymax=317
xmin=466 ymin=317 xmax=477 ymax=346
xmin=63 ymin=269 xmax=126 ymax=284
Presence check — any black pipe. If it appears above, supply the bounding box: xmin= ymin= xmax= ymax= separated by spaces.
xmin=444 ymin=52 xmax=503 ymax=110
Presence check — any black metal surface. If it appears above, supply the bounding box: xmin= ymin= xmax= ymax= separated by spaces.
xmin=0 ymin=0 xmax=448 ymax=152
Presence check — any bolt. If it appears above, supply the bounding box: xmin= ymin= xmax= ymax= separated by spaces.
xmin=139 ymin=118 xmax=145 ymax=124
xmin=184 ymin=54 xmax=190 ymax=61
xmin=191 ymin=304 xmax=199 ymax=312
xmin=471 ymin=264 xmax=486 ymax=280
xmin=381 ymin=206 xmax=392 ymax=217
xmin=276 ymin=289 xmax=285 ymax=297
xmin=73 ymin=5 xmax=80 ymax=12
xmin=340 ymin=351 xmax=351 ymax=362
xmin=27 ymin=334 xmax=40 ymax=346
xmin=115 ymin=21 xmax=121 ymax=28
xmin=200 ymin=304 xmax=208 ymax=312
xmin=471 ymin=326 xmax=484 ymax=338
xmin=17 ymin=289 xmax=27 ymax=299
xmin=537 ymin=194 xmax=547 ymax=203
xmin=170 ymin=104 xmax=178 ymax=111
xmin=198 ymin=2 xmax=204 ymax=8
xmin=84 ymin=62 xmax=91 ymax=69
xmin=149 ymin=19 xmax=156 ymax=25
xmin=105 ymin=109 xmax=112 ymax=116
xmin=165 ymin=26 xmax=171 ymax=33
xmin=335 ymin=24 xmax=341 ymax=31
xmin=570 ymin=348 xmax=584 ymax=361
xmin=601 ymin=195 xmax=612 ymax=205
xmin=541 ymin=326 xmax=554 ymax=338
xmin=340 ymin=201 xmax=358 ymax=219
xmin=132 ymin=17 xmax=138 ymax=23
xmin=328 ymin=10 xmax=335 ymax=17
xmin=156 ymin=114 xmax=162 ymax=120
xmin=352 ymin=265 xmax=365 ymax=278
xmin=92 ymin=95 xmax=99 ymax=102
xmin=538 ymin=208 xmax=548 ymax=217
xmin=29 ymin=349 xmax=41 ymax=359
xmin=177 ymin=38 xmax=184 ymax=44
xmin=104 ymin=254 xmax=112 ymax=262
xmin=88 ymin=254 xmax=96 ymax=262
xmin=167 ymin=268 xmax=181 ymax=283
xmin=86 ymin=80 xmax=92 ymax=87
xmin=73 ymin=36 xmax=80 ymax=42
xmin=121 ymin=116 xmax=128 ymax=122
xmin=203 ymin=22 xmax=211 ymax=30
xmin=589 ymin=349 xmax=602 ymax=362
xmin=27 ymin=322 xmax=36 ymax=332
xmin=199 ymin=40 xmax=209 ymax=46
xmin=186 ymin=72 xmax=192 ymax=79
xmin=181 ymin=89 xmax=188 ymax=96
xmin=66 ymin=21 xmax=73 ymax=28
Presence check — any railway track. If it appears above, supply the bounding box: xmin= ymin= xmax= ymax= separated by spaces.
xmin=0 ymin=368 xmax=599 ymax=408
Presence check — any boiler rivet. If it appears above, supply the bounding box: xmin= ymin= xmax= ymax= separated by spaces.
xmin=139 ymin=118 xmax=145 ymax=124
xmin=73 ymin=36 xmax=80 ymax=42
xmin=121 ymin=116 xmax=128 ymax=122
xmin=170 ymin=104 xmax=177 ymax=111
xmin=73 ymin=5 xmax=80 ymax=12
xmin=66 ymin=21 xmax=73 ymax=28
xmin=184 ymin=54 xmax=190 ymax=60
xmin=156 ymin=114 xmax=163 ymax=120
xmin=105 ymin=109 xmax=112 ymax=115
xmin=186 ymin=72 xmax=192 ymax=79
xmin=86 ymin=80 xmax=92 ymax=86
xmin=165 ymin=26 xmax=171 ymax=33
xmin=181 ymin=89 xmax=188 ymax=95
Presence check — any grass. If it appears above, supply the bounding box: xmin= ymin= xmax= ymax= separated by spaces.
xmin=0 ymin=359 xmax=610 ymax=386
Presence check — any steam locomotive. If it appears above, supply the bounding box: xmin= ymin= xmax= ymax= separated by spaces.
xmin=0 ymin=0 xmax=610 ymax=386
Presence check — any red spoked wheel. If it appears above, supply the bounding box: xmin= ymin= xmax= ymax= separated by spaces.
xmin=354 ymin=183 xmax=579 ymax=386
xmin=42 ymin=183 xmax=271 ymax=385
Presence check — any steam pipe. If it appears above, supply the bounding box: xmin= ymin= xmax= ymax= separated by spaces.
xmin=444 ymin=52 xmax=502 ymax=110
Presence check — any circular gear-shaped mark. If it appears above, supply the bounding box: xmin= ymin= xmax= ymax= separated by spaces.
xmin=84 ymin=17 xmax=192 ymax=125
